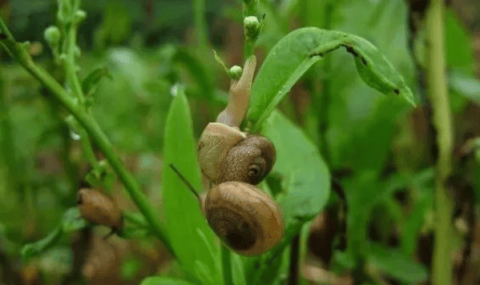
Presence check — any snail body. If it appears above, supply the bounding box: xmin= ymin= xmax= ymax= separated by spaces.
xmin=198 ymin=122 xmax=246 ymax=183
xmin=77 ymin=188 xmax=123 ymax=233
xmin=204 ymin=181 xmax=283 ymax=256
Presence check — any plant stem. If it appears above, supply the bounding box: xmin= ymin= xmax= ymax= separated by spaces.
xmin=0 ymin=16 xmax=174 ymax=256
xmin=221 ymin=245 xmax=233 ymax=285
xmin=0 ymin=17 xmax=14 ymax=40
xmin=193 ymin=0 xmax=208 ymax=50
xmin=64 ymin=22 xmax=84 ymax=104
xmin=425 ymin=0 xmax=454 ymax=284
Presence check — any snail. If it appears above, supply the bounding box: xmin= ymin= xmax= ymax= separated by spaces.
xmin=198 ymin=123 xmax=276 ymax=185
xmin=205 ymin=181 xmax=283 ymax=255
xmin=77 ymin=188 xmax=123 ymax=235
xmin=169 ymin=165 xmax=284 ymax=256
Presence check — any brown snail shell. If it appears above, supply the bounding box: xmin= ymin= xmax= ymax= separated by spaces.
xmin=204 ymin=181 xmax=283 ymax=256
xmin=219 ymin=135 xmax=276 ymax=185
xmin=198 ymin=122 xmax=246 ymax=183
xmin=77 ymin=188 xmax=123 ymax=233
xmin=198 ymin=123 xmax=276 ymax=185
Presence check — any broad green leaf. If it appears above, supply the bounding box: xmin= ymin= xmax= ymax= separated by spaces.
xmin=21 ymin=226 xmax=62 ymax=261
xmin=247 ymin=27 xmax=415 ymax=131
xmin=162 ymin=87 xmax=220 ymax=284
xmin=246 ymin=111 xmax=330 ymax=283
xmin=141 ymin=277 xmax=195 ymax=285
xmin=81 ymin=67 xmax=112 ymax=97
xmin=368 ymin=243 xmax=428 ymax=283
xmin=263 ymin=110 xmax=330 ymax=225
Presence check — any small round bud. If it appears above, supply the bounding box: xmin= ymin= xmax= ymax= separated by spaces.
xmin=75 ymin=10 xmax=87 ymax=24
xmin=244 ymin=16 xmax=261 ymax=41
xmin=44 ymin=26 xmax=61 ymax=47
xmin=229 ymin=65 xmax=243 ymax=80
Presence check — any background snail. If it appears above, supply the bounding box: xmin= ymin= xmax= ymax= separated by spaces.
xmin=77 ymin=188 xmax=123 ymax=235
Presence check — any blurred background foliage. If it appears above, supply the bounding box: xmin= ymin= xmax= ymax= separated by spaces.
xmin=0 ymin=0 xmax=480 ymax=284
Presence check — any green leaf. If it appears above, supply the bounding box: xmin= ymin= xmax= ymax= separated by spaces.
xmin=140 ymin=276 xmax=196 ymax=285
xmin=81 ymin=67 xmax=112 ymax=97
xmin=445 ymin=9 xmax=475 ymax=73
xmin=263 ymin=110 xmax=330 ymax=225
xmin=21 ymin=226 xmax=62 ymax=261
xmin=449 ymin=72 xmax=480 ymax=106
xmin=246 ymin=27 xmax=415 ymax=131
xmin=61 ymin=207 xmax=88 ymax=233
xmin=162 ymin=86 xmax=220 ymax=284
xmin=247 ymin=111 xmax=330 ymax=283
xmin=368 ymin=243 xmax=428 ymax=283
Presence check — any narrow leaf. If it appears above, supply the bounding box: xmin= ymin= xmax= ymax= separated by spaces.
xmin=162 ymin=87 xmax=220 ymax=284
xmin=247 ymin=27 xmax=415 ymax=131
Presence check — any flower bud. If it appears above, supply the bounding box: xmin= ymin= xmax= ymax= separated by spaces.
xmin=244 ymin=16 xmax=261 ymax=41
xmin=75 ymin=10 xmax=87 ymax=24
xmin=229 ymin=65 xmax=243 ymax=80
xmin=44 ymin=26 xmax=61 ymax=47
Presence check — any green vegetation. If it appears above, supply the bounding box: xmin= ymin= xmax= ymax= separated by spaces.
xmin=1 ymin=0 xmax=480 ymax=284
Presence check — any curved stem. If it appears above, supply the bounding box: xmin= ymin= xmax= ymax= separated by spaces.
xmin=425 ymin=0 xmax=454 ymax=284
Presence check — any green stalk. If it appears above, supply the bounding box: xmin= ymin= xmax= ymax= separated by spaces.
xmin=425 ymin=0 xmax=454 ymax=284
xmin=0 ymin=17 xmax=174 ymax=256
xmin=221 ymin=245 xmax=233 ymax=285
xmin=63 ymin=22 xmax=84 ymax=104
xmin=193 ymin=0 xmax=208 ymax=49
